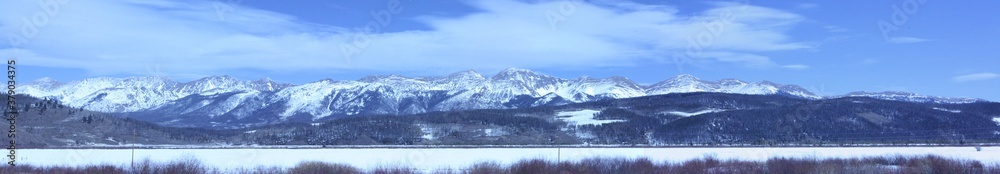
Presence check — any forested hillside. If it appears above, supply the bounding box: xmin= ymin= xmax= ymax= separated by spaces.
xmin=6 ymin=93 xmax=999 ymax=148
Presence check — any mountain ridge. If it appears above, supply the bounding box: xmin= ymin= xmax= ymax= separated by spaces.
xmin=18 ymin=68 xmax=988 ymax=128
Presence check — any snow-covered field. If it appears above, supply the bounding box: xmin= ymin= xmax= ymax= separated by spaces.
xmin=20 ymin=147 xmax=1000 ymax=171
xmin=664 ymin=109 xmax=725 ymax=117
xmin=556 ymin=109 xmax=623 ymax=126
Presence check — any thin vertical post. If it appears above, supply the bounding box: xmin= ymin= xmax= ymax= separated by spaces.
xmin=131 ymin=128 xmax=135 ymax=172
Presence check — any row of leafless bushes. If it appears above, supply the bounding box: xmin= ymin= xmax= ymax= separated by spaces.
xmin=2 ymin=155 xmax=997 ymax=174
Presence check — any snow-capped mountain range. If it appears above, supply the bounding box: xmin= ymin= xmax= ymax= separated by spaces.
xmin=835 ymin=91 xmax=987 ymax=104
xmin=19 ymin=76 xmax=289 ymax=113
xmin=16 ymin=68 xmax=986 ymax=128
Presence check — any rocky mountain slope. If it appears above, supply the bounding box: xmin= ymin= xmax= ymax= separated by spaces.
xmin=19 ymin=68 xmax=985 ymax=128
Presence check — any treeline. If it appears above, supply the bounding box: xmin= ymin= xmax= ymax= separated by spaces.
xmin=7 ymin=92 xmax=1000 ymax=147
xmin=232 ymin=109 xmax=579 ymax=146
xmin=3 ymin=94 xmax=236 ymax=147
xmin=2 ymin=155 xmax=996 ymax=174
xmin=571 ymin=94 xmax=1000 ymax=146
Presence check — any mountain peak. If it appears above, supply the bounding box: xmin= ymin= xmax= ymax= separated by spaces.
xmin=251 ymin=77 xmax=288 ymax=91
xmin=456 ymin=69 xmax=479 ymax=74
xmin=317 ymin=78 xmax=335 ymax=83
xmin=500 ymin=67 xmax=533 ymax=73
xmin=25 ymin=77 xmax=65 ymax=89
xmin=121 ymin=76 xmax=177 ymax=85
xmin=606 ymin=76 xmax=631 ymax=82
xmin=718 ymin=78 xmax=746 ymax=85
xmin=491 ymin=67 xmax=550 ymax=81
xmin=661 ymin=74 xmax=704 ymax=85
xmin=756 ymin=80 xmax=780 ymax=86
xmin=32 ymin=77 xmax=58 ymax=83
xmin=256 ymin=77 xmax=275 ymax=83
xmin=670 ymin=74 xmax=700 ymax=81
xmin=847 ymin=91 xmax=915 ymax=96
xmin=205 ymin=75 xmax=236 ymax=80
xmin=576 ymin=76 xmax=634 ymax=84
xmin=839 ymin=91 xmax=985 ymax=104
xmin=359 ymin=74 xmax=413 ymax=83
xmin=175 ymin=75 xmax=248 ymax=94
xmin=446 ymin=70 xmax=485 ymax=81
xmin=187 ymin=75 xmax=240 ymax=84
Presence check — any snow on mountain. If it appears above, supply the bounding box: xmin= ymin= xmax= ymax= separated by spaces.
xmin=556 ymin=109 xmax=624 ymax=126
xmin=931 ymin=107 xmax=962 ymax=113
xmin=558 ymin=76 xmax=645 ymax=102
xmin=18 ymin=76 xmax=289 ymax=113
xmin=18 ymin=78 xmax=63 ymax=100
xmin=273 ymin=79 xmax=366 ymax=119
xmin=489 ymin=68 xmax=566 ymax=96
xmin=665 ymin=109 xmax=726 ymax=117
xmin=17 ymin=68 xmax=983 ymax=128
xmin=15 ymin=70 xmax=819 ymax=118
xmin=835 ymin=91 xmax=985 ymax=104
xmin=646 ymin=74 xmax=714 ymax=94
xmin=443 ymin=70 xmax=487 ymax=82
xmin=19 ymin=76 xmax=182 ymax=112
xmin=645 ymin=75 xmax=821 ymax=99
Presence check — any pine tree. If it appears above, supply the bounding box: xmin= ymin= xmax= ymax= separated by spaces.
xmin=39 ymin=104 xmax=47 ymax=114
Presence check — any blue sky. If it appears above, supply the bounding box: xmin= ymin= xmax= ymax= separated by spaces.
xmin=2 ymin=0 xmax=998 ymax=100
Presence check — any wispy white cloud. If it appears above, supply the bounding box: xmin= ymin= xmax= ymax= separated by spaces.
xmin=696 ymin=52 xmax=778 ymax=69
xmin=953 ymin=73 xmax=1000 ymax=82
xmin=796 ymin=3 xmax=818 ymax=9
xmin=823 ymin=25 xmax=849 ymax=33
xmin=1 ymin=0 xmax=809 ymax=77
xmin=781 ymin=64 xmax=810 ymax=70
xmin=887 ymin=36 xmax=928 ymax=44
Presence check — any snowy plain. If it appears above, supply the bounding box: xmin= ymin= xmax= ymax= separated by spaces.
xmin=19 ymin=147 xmax=1000 ymax=172
xmin=556 ymin=109 xmax=624 ymax=126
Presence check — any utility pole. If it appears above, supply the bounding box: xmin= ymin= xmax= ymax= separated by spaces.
xmin=131 ymin=128 xmax=135 ymax=172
